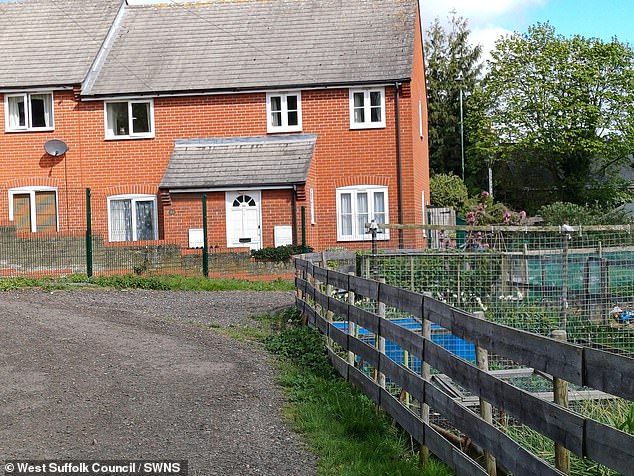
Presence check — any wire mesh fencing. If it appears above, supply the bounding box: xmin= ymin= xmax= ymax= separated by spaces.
xmin=307 ymin=243 xmax=633 ymax=475
xmin=359 ymin=224 xmax=634 ymax=358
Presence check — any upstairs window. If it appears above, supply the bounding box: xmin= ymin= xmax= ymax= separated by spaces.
xmin=336 ymin=185 xmax=389 ymax=241
xmin=266 ymin=91 xmax=302 ymax=133
xmin=105 ymin=99 xmax=154 ymax=139
xmin=108 ymin=195 xmax=158 ymax=242
xmin=5 ymin=92 xmax=54 ymax=131
xmin=349 ymin=88 xmax=385 ymax=129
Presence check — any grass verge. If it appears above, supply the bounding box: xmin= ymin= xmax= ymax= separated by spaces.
xmin=260 ymin=309 xmax=452 ymax=476
xmin=0 ymin=274 xmax=294 ymax=292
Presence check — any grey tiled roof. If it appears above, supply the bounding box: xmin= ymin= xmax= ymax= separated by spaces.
xmin=160 ymin=135 xmax=316 ymax=190
xmin=83 ymin=0 xmax=417 ymax=96
xmin=0 ymin=0 xmax=121 ymax=88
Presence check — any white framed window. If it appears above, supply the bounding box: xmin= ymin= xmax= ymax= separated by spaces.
xmin=105 ymin=99 xmax=154 ymax=139
xmin=336 ymin=185 xmax=389 ymax=241
xmin=8 ymin=187 xmax=58 ymax=233
xmin=107 ymin=194 xmax=158 ymax=242
xmin=349 ymin=88 xmax=385 ymax=129
xmin=266 ymin=91 xmax=302 ymax=133
xmin=4 ymin=92 xmax=54 ymax=131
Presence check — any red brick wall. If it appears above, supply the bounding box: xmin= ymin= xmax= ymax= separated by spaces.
xmin=0 ymin=73 xmax=429 ymax=251
xmin=403 ymin=4 xmax=430 ymax=248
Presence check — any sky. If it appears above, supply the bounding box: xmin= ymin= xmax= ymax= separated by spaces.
xmin=421 ymin=0 xmax=634 ymax=61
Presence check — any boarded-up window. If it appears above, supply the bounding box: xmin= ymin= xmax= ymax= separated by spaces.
xmin=11 ymin=190 xmax=57 ymax=233
xmin=13 ymin=193 xmax=31 ymax=232
xmin=35 ymin=191 xmax=57 ymax=232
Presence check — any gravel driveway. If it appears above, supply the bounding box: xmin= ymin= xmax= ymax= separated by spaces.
xmin=0 ymin=289 xmax=316 ymax=475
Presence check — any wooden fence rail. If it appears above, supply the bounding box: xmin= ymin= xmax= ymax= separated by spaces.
xmin=294 ymin=256 xmax=634 ymax=476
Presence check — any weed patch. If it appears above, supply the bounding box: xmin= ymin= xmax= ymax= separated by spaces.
xmin=0 ymin=274 xmax=294 ymax=292
xmin=263 ymin=309 xmax=452 ymax=476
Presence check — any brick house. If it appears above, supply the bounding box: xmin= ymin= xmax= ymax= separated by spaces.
xmin=0 ymin=0 xmax=429 ymax=252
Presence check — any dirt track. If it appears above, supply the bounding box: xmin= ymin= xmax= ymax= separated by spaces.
xmin=0 ymin=289 xmax=316 ymax=475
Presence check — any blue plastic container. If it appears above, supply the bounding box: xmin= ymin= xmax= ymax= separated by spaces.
xmin=332 ymin=318 xmax=476 ymax=373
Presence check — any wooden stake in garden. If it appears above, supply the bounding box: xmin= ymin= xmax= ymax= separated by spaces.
xmin=475 ymin=311 xmax=496 ymax=476
xmin=552 ymin=329 xmax=570 ymax=475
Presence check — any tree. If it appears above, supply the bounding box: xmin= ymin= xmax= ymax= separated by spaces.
xmin=469 ymin=23 xmax=634 ymax=209
xmin=424 ymin=13 xmax=482 ymax=179
xmin=429 ymin=172 xmax=468 ymax=208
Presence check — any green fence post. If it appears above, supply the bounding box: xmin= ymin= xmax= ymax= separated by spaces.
xmin=202 ymin=194 xmax=209 ymax=278
xmin=85 ymin=188 xmax=93 ymax=278
xmin=301 ymin=206 xmax=306 ymax=252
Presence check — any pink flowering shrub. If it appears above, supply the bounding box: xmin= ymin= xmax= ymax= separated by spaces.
xmin=461 ymin=192 xmax=527 ymax=226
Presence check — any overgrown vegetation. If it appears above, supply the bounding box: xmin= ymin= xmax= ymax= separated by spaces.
xmin=506 ymin=399 xmax=634 ymax=476
xmin=263 ymin=308 xmax=452 ymax=476
xmin=0 ymin=274 xmax=294 ymax=292
xmin=251 ymin=244 xmax=314 ymax=262
xmin=538 ymin=201 xmax=632 ymax=225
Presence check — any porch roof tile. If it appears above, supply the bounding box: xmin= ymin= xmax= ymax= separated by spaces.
xmin=160 ymin=134 xmax=316 ymax=190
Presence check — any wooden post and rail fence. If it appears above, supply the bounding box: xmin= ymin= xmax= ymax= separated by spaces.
xmin=294 ymin=252 xmax=634 ymax=476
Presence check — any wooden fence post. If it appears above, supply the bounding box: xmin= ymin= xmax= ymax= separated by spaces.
xmin=347 ymin=272 xmax=356 ymax=366
xmin=552 ymin=329 xmax=570 ymax=475
xmin=420 ymin=292 xmax=432 ymax=466
xmin=314 ymin=272 xmax=322 ymax=328
xmin=475 ymin=311 xmax=497 ymax=476
xmin=295 ymin=260 xmax=305 ymax=323
xmin=376 ymin=278 xmax=386 ymax=389
xmin=326 ymin=279 xmax=334 ymax=349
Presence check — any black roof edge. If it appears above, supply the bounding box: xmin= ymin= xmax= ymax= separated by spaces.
xmin=80 ymin=78 xmax=413 ymax=100
xmin=0 ymin=83 xmax=76 ymax=91
xmin=161 ymin=182 xmax=305 ymax=192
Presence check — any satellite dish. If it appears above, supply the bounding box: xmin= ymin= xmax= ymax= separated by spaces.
xmin=44 ymin=139 xmax=68 ymax=157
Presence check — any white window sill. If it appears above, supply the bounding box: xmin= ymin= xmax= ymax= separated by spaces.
xmin=5 ymin=127 xmax=55 ymax=133
xmin=105 ymin=133 xmax=155 ymax=141
xmin=267 ymin=126 xmax=303 ymax=134
xmin=350 ymin=122 xmax=386 ymax=130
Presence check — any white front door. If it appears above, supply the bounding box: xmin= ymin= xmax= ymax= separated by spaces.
xmin=226 ymin=191 xmax=262 ymax=250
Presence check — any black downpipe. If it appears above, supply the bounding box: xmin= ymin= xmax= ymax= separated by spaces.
xmin=291 ymin=185 xmax=298 ymax=246
xmin=395 ymin=82 xmax=404 ymax=249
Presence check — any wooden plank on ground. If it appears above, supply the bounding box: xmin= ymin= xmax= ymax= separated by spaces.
xmin=348 ymin=305 xmax=379 ymax=334
xmin=425 ymin=298 xmax=583 ymax=385
xmin=328 ymin=348 xmax=349 ymax=380
xmin=380 ymin=318 xmax=424 ymax=358
xmin=378 ymin=283 xmax=424 ymax=317
xmin=423 ymin=424 xmax=487 ymax=476
xmin=349 ymin=275 xmax=379 ymax=300
xmin=583 ymin=348 xmax=634 ymax=400
xmin=584 ymin=419 xmax=634 ymax=476
xmin=425 ymin=340 xmax=585 ymax=456
xmin=327 ymin=269 xmax=349 ymax=290
xmin=424 ymin=381 xmax=563 ymax=476
xmin=349 ymin=337 xmax=379 ymax=368
xmin=349 ymin=365 xmax=380 ymax=404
